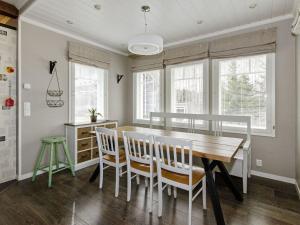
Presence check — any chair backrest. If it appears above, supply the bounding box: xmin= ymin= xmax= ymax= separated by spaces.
xmin=192 ymin=114 xmax=251 ymax=144
xmin=154 ymin=135 xmax=193 ymax=178
xmin=122 ymin=131 xmax=154 ymax=166
xmin=150 ymin=112 xmax=194 ymax=131
xmin=95 ymin=127 xmax=119 ymax=157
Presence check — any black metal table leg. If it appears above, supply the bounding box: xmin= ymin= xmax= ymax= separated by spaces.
xmin=202 ymin=158 xmax=225 ymax=225
xmin=217 ymin=161 xmax=243 ymax=201
xmin=89 ymin=165 xmax=100 ymax=182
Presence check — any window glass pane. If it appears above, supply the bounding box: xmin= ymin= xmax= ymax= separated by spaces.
xmin=74 ymin=63 xmax=106 ymax=123
xmin=135 ymin=70 xmax=161 ymax=120
xmin=169 ymin=62 xmax=206 ymax=123
xmin=217 ymin=55 xmax=267 ymax=129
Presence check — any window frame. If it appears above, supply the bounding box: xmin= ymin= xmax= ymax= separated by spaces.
xmin=69 ymin=62 xmax=108 ymax=123
xmin=212 ymin=53 xmax=275 ymax=137
xmin=132 ymin=69 xmax=164 ymax=125
xmin=165 ymin=59 xmax=209 ymax=129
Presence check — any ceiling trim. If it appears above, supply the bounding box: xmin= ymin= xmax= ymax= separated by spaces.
xmin=20 ymin=16 xmax=129 ymax=56
xmin=165 ymin=14 xmax=294 ymax=48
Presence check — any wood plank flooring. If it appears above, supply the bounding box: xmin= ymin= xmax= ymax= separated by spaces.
xmin=0 ymin=166 xmax=300 ymax=225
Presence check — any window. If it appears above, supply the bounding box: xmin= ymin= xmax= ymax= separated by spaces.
xmin=166 ymin=60 xmax=209 ymax=126
xmin=212 ymin=53 xmax=275 ymax=136
xmin=133 ymin=69 xmax=163 ymax=122
xmin=70 ymin=62 xmax=108 ymax=123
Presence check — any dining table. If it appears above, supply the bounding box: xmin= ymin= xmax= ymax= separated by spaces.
xmin=89 ymin=126 xmax=244 ymax=225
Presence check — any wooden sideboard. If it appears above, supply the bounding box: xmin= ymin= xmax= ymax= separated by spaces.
xmin=65 ymin=120 xmax=118 ymax=170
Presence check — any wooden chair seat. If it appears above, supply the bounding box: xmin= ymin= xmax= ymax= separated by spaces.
xmin=103 ymin=148 xmax=126 ymax=163
xmin=131 ymin=161 xmax=157 ymax=173
xmin=162 ymin=166 xmax=205 ymax=185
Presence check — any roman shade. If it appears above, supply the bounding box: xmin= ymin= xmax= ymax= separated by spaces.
xmin=131 ymin=53 xmax=164 ymax=72
xmin=68 ymin=42 xmax=111 ymax=69
xmin=163 ymin=43 xmax=209 ymax=65
xmin=209 ymin=28 xmax=276 ymax=58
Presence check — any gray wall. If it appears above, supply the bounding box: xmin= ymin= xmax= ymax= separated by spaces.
xmin=249 ymin=19 xmax=296 ymax=178
xmin=296 ymin=35 xmax=300 ymax=189
xmin=128 ymin=19 xmax=297 ymax=179
xmin=20 ymin=22 xmax=130 ymax=175
xmin=21 ymin=19 xmax=297 ymax=179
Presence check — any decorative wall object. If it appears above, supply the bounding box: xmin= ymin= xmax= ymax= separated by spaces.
xmin=117 ymin=74 xmax=124 ymax=84
xmin=46 ymin=61 xmax=64 ymax=107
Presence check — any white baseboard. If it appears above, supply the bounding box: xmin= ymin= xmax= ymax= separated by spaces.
xmin=251 ymin=170 xmax=296 ymax=184
xmin=296 ymin=181 xmax=300 ymax=199
xmin=18 ymin=163 xmax=70 ymax=181
xmin=18 ymin=160 xmax=99 ymax=181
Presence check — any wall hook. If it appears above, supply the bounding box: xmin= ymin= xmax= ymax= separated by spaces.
xmin=49 ymin=61 xmax=57 ymax=74
xmin=117 ymin=74 xmax=124 ymax=84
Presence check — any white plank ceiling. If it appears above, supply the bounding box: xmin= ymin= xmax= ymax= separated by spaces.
xmin=14 ymin=0 xmax=298 ymax=54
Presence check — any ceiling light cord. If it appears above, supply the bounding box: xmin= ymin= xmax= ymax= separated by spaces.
xmin=144 ymin=11 xmax=148 ymax=33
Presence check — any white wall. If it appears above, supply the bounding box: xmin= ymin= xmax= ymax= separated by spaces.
xmin=20 ymin=21 xmax=130 ymax=175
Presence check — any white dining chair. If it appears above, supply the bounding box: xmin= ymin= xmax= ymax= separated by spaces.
xmin=95 ymin=127 xmax=127 ymax=197
xmin=154 ymin=135 xmax=206 ymax=225
xmin=122 ymin=131 xmax=157 ymax=213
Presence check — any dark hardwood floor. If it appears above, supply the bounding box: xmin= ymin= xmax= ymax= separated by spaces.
xmin=0 ymin=166 xmax=300 ymax=225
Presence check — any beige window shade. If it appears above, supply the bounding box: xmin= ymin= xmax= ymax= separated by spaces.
xmin=209 ymin=28 xmax=276 ymax=59
xmin=131 ymin=53 xmax=164 ymax=72
xmin=163 ymin=43 xmax=209 ymax=65
xmin=68 ymin=42 xmax=111 ymax=69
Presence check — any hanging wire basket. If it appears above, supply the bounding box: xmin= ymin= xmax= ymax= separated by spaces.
xmin=47 ymin=90 xmax=63 ymax=97
xmin=46 ymin=100 xmax=64 ymax=107
xmin=46 ymin=62 xmax=64 ymax=108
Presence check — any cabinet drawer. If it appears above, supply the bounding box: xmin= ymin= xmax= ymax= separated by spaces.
xmin=92 ymin=148 xmax=99 ymax=159
xmin=92 ymin=136 xmax=98 ymax=148
xmin=77 ymin=127 xmax=91 ymax=139
xmin=77 ymin=139 xmax=91 ymax=151
xmin=77 ymin=150 xmax=91 ymax=163
xmin=105 ymin=123 xmax=117 ymax=129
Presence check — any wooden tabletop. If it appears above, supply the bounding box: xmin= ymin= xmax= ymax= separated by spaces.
xmin=92 ymin=126 xmax=244 ymax=163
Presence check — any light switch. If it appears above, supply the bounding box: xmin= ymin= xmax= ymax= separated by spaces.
xmin=24 ymin=102 xmax=31 ymax=117
xmin=23 ymin=83 xmax=31 ymax=90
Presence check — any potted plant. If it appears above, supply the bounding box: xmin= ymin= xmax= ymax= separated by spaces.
xmin=88 ymin=108 xmax=103 ymax=122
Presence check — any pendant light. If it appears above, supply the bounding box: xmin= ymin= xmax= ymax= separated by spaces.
xmin=128 ymin=5 xmax=163 ymax=55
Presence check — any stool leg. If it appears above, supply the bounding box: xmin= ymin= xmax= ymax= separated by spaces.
xmin=32 ymin=143 xmax=47 ymax=182
xmin=54 ymin=143 xmax=59 ymax=170
xmin=62 ymin=141 xmax=75 ymax=176
xmin=48 ymin=144 xmax=54 ymax=188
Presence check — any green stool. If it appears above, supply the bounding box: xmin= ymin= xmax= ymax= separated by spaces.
xmin=32 ymin=136 xmax=75 ymax=187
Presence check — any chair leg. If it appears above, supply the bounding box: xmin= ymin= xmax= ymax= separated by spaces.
xmin=136 ymin=175 xmax=140 ymax=185
xmin=62 ymin=141 xmax=75 ymax=176
xmin=120 ymin=167 xmax=122 ymax=177
xmin=99 ymin=159 xmax=104 ymax=189
xmin=149 ymin=176 xmax=153 ymax=213
xmin=32 ymin=143 xmax=47 ymax=182
xmin=127 ymin=169 xmax=131 ymax=202
xmin=54 ymin=143 xmax=59 ymax=170
xmin=174 ymin=187 xmax=177 ymax=198
xmin=188 ymin=189 xmax=192 ymax=225
xmin=203 ymin=177 xmax=207 ymax=210
xmin=145 ymin=177 xmax=148 ymax=187
xmin=115 ymin=166 xmax=120 ymax=197
xmin=157 ymin=178 xmax=163 ymax=217
xmin=168 ymin=185 xmax=171 ymax=196
xmin=48 ymin=144 xmax=54 ymax=188
xmin=243 ymin=154 xmax=248 ymax=194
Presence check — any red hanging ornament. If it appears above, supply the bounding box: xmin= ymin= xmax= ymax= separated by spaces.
xmin=5 ymin=97 xmax=14 ymax=107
